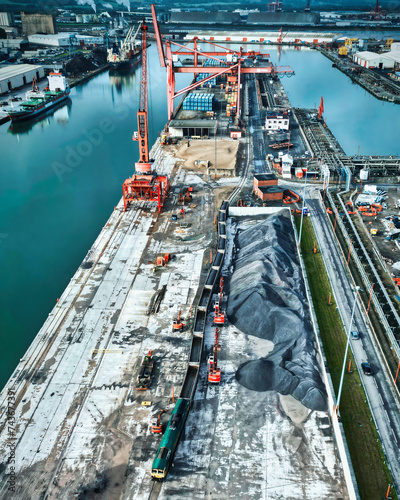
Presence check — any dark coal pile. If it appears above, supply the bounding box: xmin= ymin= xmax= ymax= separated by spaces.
xmin=227 ymin=210 xmax=327 ymax=412
xmin=66 ymin=49 xmax=107 ymax=77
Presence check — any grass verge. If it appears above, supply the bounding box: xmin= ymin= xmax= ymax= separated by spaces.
xmin=295 ymin=216 xmax=397 ymax=500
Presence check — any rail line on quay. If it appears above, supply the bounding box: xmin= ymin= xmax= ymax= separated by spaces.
xmin=0 ymin=203 xmax=158 ymax=500
xmin=0 ymin=203 xmax=131 ymax=433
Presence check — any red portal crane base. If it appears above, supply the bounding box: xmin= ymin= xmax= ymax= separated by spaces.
xmin=122 ymin=174 xmax=170 ymax=213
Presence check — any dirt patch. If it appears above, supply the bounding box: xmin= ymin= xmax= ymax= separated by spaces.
xmin=175 ymin=139 xmax=239 ymax=175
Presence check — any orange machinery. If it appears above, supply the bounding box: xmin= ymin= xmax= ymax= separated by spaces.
xmin=214 ymin=277 xmax=225 ymax=325
xmin=208 ymin=327 xmax=221 ymax=384
xmin=172 ymin=310 xmax=185 ymax=332
xmin=151 ymin=410 xmax=166 ymax=434
xmin=153 ymin=253 xmax=170 ymax=271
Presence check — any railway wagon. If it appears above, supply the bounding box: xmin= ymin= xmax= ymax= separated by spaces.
xmin=151 ymin=398 xmax=190 ymax=480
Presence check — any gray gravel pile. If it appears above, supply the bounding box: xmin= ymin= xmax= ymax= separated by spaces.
xmin=227 ymin=210 xmax=327 ymax=411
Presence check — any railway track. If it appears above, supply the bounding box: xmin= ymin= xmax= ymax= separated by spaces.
xmin=327 ymin=191 xmax=400 ymax=360
xmin=148 ymin=481 xmax=162 ymax=500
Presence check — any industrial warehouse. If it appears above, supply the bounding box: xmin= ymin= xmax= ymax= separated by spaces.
xmin=0 ymin=2 xmax=399 ymax=500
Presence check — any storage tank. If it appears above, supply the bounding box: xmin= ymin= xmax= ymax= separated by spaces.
xmin=360 ymin=168 xmax=369 ymax=181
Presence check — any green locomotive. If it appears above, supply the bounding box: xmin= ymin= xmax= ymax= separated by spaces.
xmin=151 ymin=398 xmax=190 ymax=480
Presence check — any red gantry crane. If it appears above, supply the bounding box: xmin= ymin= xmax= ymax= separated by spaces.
xmin=150 ymin=4 xmax=294 ymax=121
xmin=122 ymin=21 xmax=170 ymax=213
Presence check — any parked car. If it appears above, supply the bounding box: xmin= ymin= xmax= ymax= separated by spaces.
xmin=351 ymin=330 xmax=360 ymax=340
xmin=361 ymin=362 xmax=373 ymax=375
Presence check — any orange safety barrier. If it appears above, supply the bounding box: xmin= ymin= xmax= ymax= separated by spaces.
xmin=371 ymin=203 xmax=382 ymax=212
xmin=326 ymin=208 xmax=333 ymax=214
xmin=347 ymin=211 xmax=357 ymax=215
xmin=283 ymin=190 xmax=300 ymax=204
xmin=358 ymin=206 xmax=370 ymax=212
xmin=362 ymin=212 xmax=376 ymax=217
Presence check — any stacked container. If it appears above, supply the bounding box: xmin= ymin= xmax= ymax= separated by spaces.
xmin=183 ymin=93 xmax=214 ymax=112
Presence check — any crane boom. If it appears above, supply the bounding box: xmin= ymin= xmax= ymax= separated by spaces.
xmin=133 ymin=21 xmax=150 ymax=171
xmin=151 ymin=4 xmax=165 ymax=67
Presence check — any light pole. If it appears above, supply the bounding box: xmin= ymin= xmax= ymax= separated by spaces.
xmin=335 ymin=286 xmax=360 ymax=416
xmin=298 ymin=167 xmax=308 ymax=250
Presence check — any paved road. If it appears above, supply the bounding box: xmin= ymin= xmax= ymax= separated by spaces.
xmin=304 ymin=187 xmax=400 ymax=494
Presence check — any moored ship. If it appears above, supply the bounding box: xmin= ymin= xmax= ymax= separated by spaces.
xmin=5 ymin=71 xmax=70 ymax=123
xmin=107 ymin=23 xmax=142 ymax=70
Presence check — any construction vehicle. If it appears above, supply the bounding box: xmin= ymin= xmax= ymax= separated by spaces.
xmin=153 ymin=253 xmax=170 ymax=271
xmin=136 ymin=350 xmax=155 ymax=390
xmin=208 ymin=328 xmax=221 ymax=384
xmin=386 ymin=38 xmax=394 ymax=49
xmin=178 ymin=188 xmax=192 ymax=204
xmin=338 ymin=46 xmax=348 ymax=57
xmin=172 ymin=310 xmax=185 ymax=332
xmin=161 ymin=132 xmax=170 ymax=146
xmin=214 ymin=277 xmax=225 ymax=325
xmin=370 ymin=228 xmax=378 ymax=235
xmin=345 ymin=38 xmax=358 ymax=49
xmin=151 ymin=409 xmax=166 ymax=434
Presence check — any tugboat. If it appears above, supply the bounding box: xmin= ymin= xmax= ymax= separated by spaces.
xmin=5 ymin=71 xmax=70 ymax=123
xmin=5 ymin=71 xmax=71 ymax=123
xmin=108 ymin=23 xmax=142 ymax=70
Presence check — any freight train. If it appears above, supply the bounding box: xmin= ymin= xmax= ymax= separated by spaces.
xmin=151 ymin=398 xmax=190 ymax=480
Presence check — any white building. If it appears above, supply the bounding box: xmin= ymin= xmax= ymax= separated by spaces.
xmin=265 ymin=111 xmax=289 ymax=131
xmin=353 ymin=50 xmax=395 ymax=69
xmin=28 ymin=33 xmax=74 ymax=47
xmin=0 ymin=38 xmax=28 ymax=50
xmin=281 ymin=153 xmax=293 ymax=179
xmin=75 ymin=34 xmax=104 ymax=46
xmin=0 ymin=12 xmax=13 ymax=26
xmin=387 ymin=42 xmax=400 ymax=66
xmin=0 ymin=64 xmax=45 ymax=94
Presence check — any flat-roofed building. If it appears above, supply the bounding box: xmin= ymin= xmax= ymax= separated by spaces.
xmin=21 ymin=12 xmax=57 ymax=36
xmin=353 ymin=50 xmax=395 ymax=69
xmin=0 ymin=64 xmax=45 ymax=94
xmin=28 ymin=33 xmax=73 ymax=47
xmin=0 ymin=12 xmax=13 ymax=26
xmin=265 ymin=111 xmax=289 ymax=131
xmin=169 ymin=11 xmax=241 ymax=24
xmin=169 ymin=119 xmax=214 ymax=138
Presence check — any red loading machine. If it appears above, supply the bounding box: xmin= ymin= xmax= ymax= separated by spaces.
xmin=208 ymin=327 xmax=221 ymax=384
xmin=122 ymin=20 xmax=170 ymax=213
xmin=214 ymin=277 xmax=225 ymax=325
